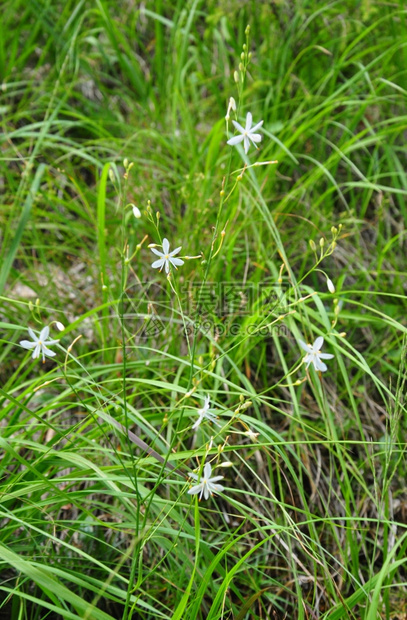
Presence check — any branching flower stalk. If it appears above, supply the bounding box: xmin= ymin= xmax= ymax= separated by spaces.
xmin=184 ymin=25 xmax=254 ymax=402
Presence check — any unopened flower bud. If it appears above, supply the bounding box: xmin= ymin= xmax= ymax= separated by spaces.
xmin=327 ymin=278 xmax=335 ymax=294
xmin=319 ymin=237 xmax=325 ymax=248
xmin=123 ymin=158 xmax=129 ymax=169
xmin=109 ymin=168 xmax=115 ymax=183
xmin=309 ymin=239 xmax=316 ymax=251
xmin=240 ymin=52 xmax=245 ymax=61
xmin=132 ymin=205 xmax=141 ymax=218
xmin=243 ymin=429 xmax=259 ymax=441
xmin=56 ymin=321 xmax=65 ymax=332
xmin=234 ymin=71 xmax=239 ymax=83
xmin=245 ymin=25 xmax=250 ymax=35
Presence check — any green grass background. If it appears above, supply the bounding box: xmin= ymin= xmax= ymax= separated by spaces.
xmin=1 ymin=0 xmax=407 ymax=618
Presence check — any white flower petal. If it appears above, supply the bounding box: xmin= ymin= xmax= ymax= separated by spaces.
xmin=162 ymin=238 xmax=170 ymax=254
xmin=170 ymin=246 xmax=182 ymax=257
xmin=20 ymin=340 xmax=37 ymax=350
xmin=151 ymin=258 xmax=165 ymax=270
xmin=206 ymin=413 xmax=220 ymax=426
xmin=208 ymin=482 xmax=224 ymax=494
xmin=32 ymin=342 xmax=41 ymax=359
xmin=315 ymin=360 xmax=328 ymax=372
xmin=319 ymin=353 xmax=334 ymax=360
xmin=187 ymin=484 xmax=203 ymax=496
xmin=208 ymin=475 xmax=224 ymax=483
xmin=231 ymin=120 xmax=245 ymax=133
xmin=42 ymin=345 xmax=57 ymax=358
xmin=203 ymin=485 xmax=210 ymax=500
xmin=164 ymin=260 xmax=170 ymax=274
xmin=249 ymin=133 xmax=262 ymax=144
xmin=169 ymin=257 xmax=184 ymax=268
xmin=251 ymin=120 xmax=264 ymax=133
xmin=243 ymin=136 xmax=250 ymax=154
xmin=203 ymin=462 xmax=212 ymax=478
xmin=43 ymin=338 xmax=59 ymax=346
xmin=313 ymin=336 xmax=324 ymax=351
xmin=28 ymin=327 xmax=38 ymax=341
xmin=192 ymin=415 xmax=203 ymax=430
xmin=304 ymin=355 xmax=312 ymax=368
xmin=245 ymin=112 xmax=253 ymax=131
xmin=151 ymin=248 xmax=164 ymax=257
xmin=298 ymin=340 xmax=312 ymax=353
xmin=227 ymin=134 xmax=244 ymax=146
xmin=39 ymin=326 xmax=50 ymax=341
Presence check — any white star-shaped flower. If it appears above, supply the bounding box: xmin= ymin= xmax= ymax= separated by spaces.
xmin=20 ymin=326 xmax=59 ymax=362
xmin=192 ymin=395 xmax=220 ymax=430
xmin=150 ymin=238 xmax=184 ymax=274
xmin=227 ymin=112 xmax=263 ymax=154
xmin=298 ymin=336 xmax=334 ymax=373
xmin=187 ymin=462 xmax=224 ymax=501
